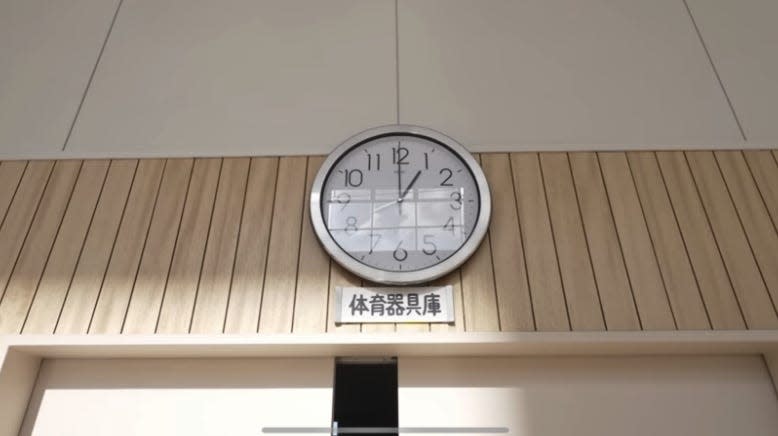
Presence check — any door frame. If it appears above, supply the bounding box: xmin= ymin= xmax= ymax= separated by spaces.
xmin=2 ymin=331 xmax=778 ymax=436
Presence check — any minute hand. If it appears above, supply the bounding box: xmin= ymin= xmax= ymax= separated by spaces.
xmin=400 ymin=170 xmax=421 ymax=201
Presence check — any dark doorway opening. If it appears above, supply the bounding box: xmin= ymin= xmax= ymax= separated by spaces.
xmin=333 ymin=358 xmax=398 ymax=436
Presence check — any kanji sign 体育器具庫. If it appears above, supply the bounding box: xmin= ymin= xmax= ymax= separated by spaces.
xmin=334 ymin=286 xmax=454 ymax=324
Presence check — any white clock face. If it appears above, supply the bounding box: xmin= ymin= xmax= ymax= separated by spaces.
xmin=321 ymin=133 xmax=480 ymax=273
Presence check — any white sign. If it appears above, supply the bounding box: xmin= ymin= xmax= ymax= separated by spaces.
xmin=334 ymin=286 xmax=455 ymax=324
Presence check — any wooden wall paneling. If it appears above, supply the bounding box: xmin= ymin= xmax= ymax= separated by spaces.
xmin=685 ymin=151 xmax=778 ymax=328
xmin=88 ymin=160 xmax=165 ymax=334
xmin=481 ymin=153 xmax=533 ymax=332
xmin=293 ymin=157 xmax=331 ymax=334
xmin=23 ymin=160 xmax=109 ymax=334
xmin=509 ymin=153 xmax=570 ymax=331
xmin=598 ymin=152 xmax=676 ymax=330
xmin=154 ymin=159 xmax=221 ymax=334
xmin=55 ymin=160 xmax=137 ymax=334
xmin=121 ymin=159 xmax=194 ymax=334
xmin=459 ymin=154 xmax=500 ymax=332
xmin=0 ymin=161 xmax=26 ymax=224
xmin=627 ymin=152 xmax=710 ymax=330
xmin=0 ymin=161 xmax=54 ymax=304
xmin=568 ymin=152 xmax=641 ymax=331
xmin=540 ymin=153 xmax=606 ymax=331
xmin=743 ymin=151 xmax=778 ymax=227
xmin=429 ymin=270 xmax=464 ymax=332
xmin=327 ymin=262 xmax=360 ymax=333
xmin=189 ymin=158 xmax=249 ymax=334
xmin=716 ymin=151 xmax=778 ymax=309
xmin=655 ymin=152 xmax=746 ymax=329
xmin=258 ymin=157 xmax=307 ymax=333
xmin=223 ymin=158 xmax=278 ymax=333
xmin=0 ymin=161 xmax=80 ymax=334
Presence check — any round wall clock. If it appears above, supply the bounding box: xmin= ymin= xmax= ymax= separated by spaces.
xmin=310 ymin=125 xmax=491 ymax=285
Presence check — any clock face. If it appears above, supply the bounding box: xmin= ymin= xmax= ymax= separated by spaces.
xmin=312 ymin=125 xmax=490 ymax=286
xmin=321 ymin=133 xmax=480 ymax=273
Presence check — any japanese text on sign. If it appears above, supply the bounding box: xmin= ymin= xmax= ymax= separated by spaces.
xmin=334 ymin=286 xmax=454 ymax=324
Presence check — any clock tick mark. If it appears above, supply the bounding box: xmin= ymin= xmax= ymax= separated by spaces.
xmin=457 ymin=169 xmax=463 ymax=173
xmin=435 ymin=255 xmax=441 ymax=261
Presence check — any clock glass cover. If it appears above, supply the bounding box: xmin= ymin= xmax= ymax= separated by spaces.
xmin=311 ymin=126 xmax=490 ymax=285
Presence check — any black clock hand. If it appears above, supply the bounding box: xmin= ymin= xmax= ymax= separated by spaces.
xmin=400 ymin=170 xmax=421 ymax=201
xmin=397 ymin=141 xmax=402 ymax=214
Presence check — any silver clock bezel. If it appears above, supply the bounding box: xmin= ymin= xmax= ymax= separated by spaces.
xmin=310 ymin=125 xmax=491 ymax=285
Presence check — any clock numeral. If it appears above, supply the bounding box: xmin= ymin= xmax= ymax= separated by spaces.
xmin=393 ymin=146 xmax=409 ymax=165
xmin=367 ymin=153 xmax=381 ymax=171
xmin=440 ymin=168 xmax=453 ymax=186
xmin=450 ymin=191 xmax=462 ymax=210
xmin=344 ymin=169 xmax=363 ymax=187
xmin=345 ymin=216 xmax=358 ymax=234
xmin=422 ymin=234 xmax=437 ymax=255
xmin=393 ymin=241 xmax=408 ymax=261
xmin=336 ymin=192 xmax=351 ymax=211
xmin=443 ymin=216 xmax=456 ymax=234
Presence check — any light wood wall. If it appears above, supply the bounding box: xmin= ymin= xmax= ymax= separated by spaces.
xmin=0 ymin=150 xmax=777 ymax=335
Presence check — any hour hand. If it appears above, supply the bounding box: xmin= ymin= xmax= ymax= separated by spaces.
xmin=399 ymin=171 xmax=421 ymax=202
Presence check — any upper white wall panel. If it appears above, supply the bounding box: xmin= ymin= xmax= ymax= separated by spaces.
xmin=398 ymin=0 xmax=743 ymax=151
xmin=686 ymin=0 xmax=778 ymax=144
xmin=0 ymin=0 xmax=120 ymax=158
xmin=65 ymin=0 xmax=396 ymax=157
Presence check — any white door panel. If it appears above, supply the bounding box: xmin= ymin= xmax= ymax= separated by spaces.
xmin=21 ymin=358 xmax=334 ymax=436
xmin=399 ymin=355 xmax=778 ymax=436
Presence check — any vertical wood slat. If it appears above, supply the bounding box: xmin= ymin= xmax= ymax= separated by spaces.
xmin=56 ymin=160 xmax=138 ymax=334
xmin=656 ymin=152 xmax=746 ymax=329
xmin=716 ymin=151 xmax=778 ymax=311
xmin=23 ymin=160 xmax=110 ymax=334
xmin=258 ymin=157 xmax=307 ymax=333
xmin=540 ymin=153 xmax=605 ymax=331
xmin=189 ymin=158 xmax=249 ymax=334
xmin=327 ymin=262 xmax=361 ymax=333
xmin=627 ymin=152 xmax=710 ymax=330
xmin=89 ymin=160 xmax=166 ymax=334
xmin=121 ymin=159 xmax=194 ymax=334
xmin=0 ymin=161 xmax=54 ymax=304
xmin=743 ymin=151 xmax=778 ymax=228
xmin=429 ymin=270 xmax=464 ymax=332
xmin=599 ymin=152 xmax=676 ymax=330
xmin=459 ymin=154 xmax=500 ymax=332
xmin=510 ymin=153 xmax=570 ymax=331
xmin=154 ymin=159 xmax=222 ymax=334
xmin=0 ymin=161 xmax=27 ymax=225
xmin=223 ymin=158 xmax=278 ymax=334
xmin=686 ymin=151 xmax=778 ymax=328
xmin=569 ymin=152 xmax=641 ymax=331
xmin=293 ymin=156 xmax=331 ymax=334
xmin=0 ymin=161 xmax=81 ymax=334
xmin=481 ymin=153 xmax=533 ymax=332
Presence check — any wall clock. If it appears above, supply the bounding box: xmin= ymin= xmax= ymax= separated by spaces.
xmin=310 ymin=125 xmax=491 ymax=285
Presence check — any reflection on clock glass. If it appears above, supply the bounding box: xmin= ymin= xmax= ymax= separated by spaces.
xmin=321 ymin=134 xmax=480 ymax=272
